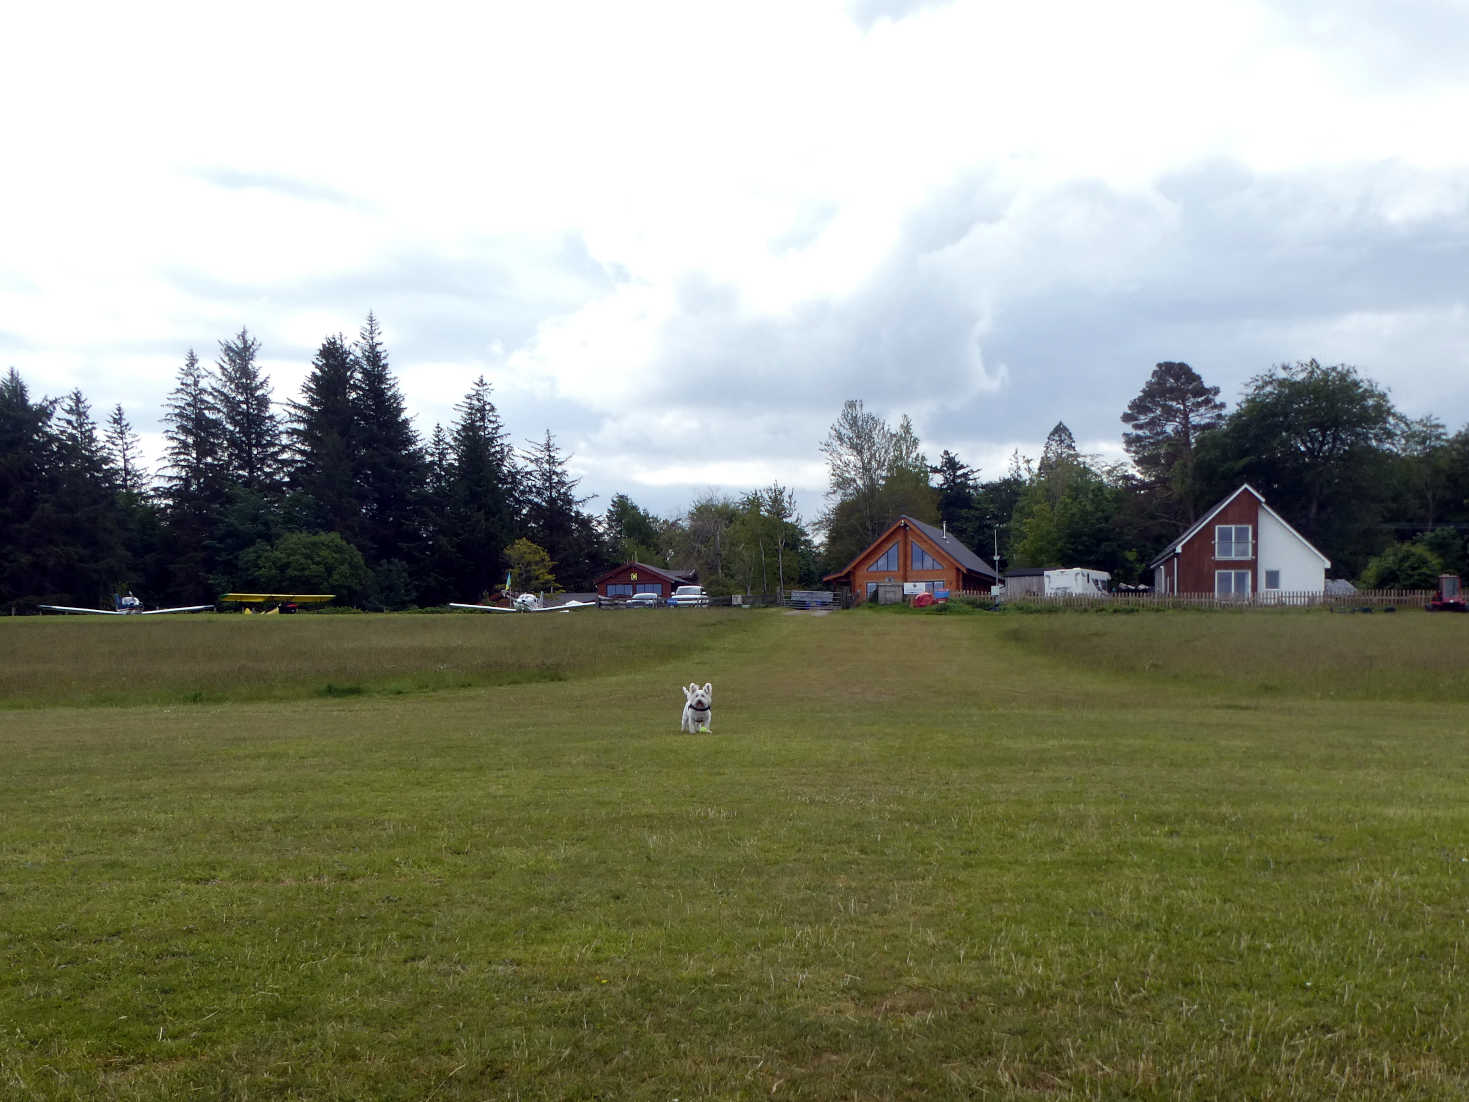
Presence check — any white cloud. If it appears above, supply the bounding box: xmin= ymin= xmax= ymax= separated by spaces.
xmin=3 ymin=0 xmax=1468 ymax=524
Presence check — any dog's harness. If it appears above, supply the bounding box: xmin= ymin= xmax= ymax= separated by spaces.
xmin=687 ymin=701 xmax=711 ymax=714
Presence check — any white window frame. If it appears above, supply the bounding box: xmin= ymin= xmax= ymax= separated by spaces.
xmin=1264 ymin=569 xmax=1280 ymax=591
xmin=1215 ymin=569 xmax=1251 ymax=599
xmin=1215 ymin=524 xmax=1253 ymax=560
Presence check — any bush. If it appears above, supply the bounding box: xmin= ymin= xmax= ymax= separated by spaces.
xmin=1359 ymin=542 xmax=1443 ymax=590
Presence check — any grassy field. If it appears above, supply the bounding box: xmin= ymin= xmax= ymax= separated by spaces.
xmin=3 ymin=607 xmax=1468 ymax=1099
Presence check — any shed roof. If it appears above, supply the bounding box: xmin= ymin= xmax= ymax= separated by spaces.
xmin=591 ymin=561 xmax=696 ymax=587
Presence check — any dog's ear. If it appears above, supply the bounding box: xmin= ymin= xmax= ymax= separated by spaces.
xmin=701 ymin=682 xmax=712 ymax=697
xmin=682 ymin=684 xmax=695 ymax=700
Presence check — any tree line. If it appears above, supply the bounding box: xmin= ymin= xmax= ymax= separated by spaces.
xmin=7 ymin=330 xmax=1467 ymax=610
xmin=1 ymin=314 xmax=819 ymax=610
xmin=818 ymin=361 xmax=1469 ymax=590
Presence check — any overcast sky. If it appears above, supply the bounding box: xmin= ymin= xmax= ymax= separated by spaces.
xmin=4 ymin=0 xmax=1467 ymax=528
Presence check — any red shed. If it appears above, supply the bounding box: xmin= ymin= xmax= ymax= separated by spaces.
xmin=593 ymin=562 xmax=697 ymax=601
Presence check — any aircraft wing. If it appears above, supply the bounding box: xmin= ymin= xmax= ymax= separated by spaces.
xmin=449 ymin=602 xmax=518 ymax=613
xmin=39 ymin=605 xmax=125 ymax=615
xmin=141 ymin=605 xmax=214 ymax=615
xmin=543 ymin=599 xmax=596 ymax=611
xmin=219 ymin=593 xmax=335 ymax=604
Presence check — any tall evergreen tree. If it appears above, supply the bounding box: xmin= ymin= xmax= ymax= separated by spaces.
xmin=211 ymin=327 xmax=283 ymax=494
xmin=444 ymin=377 xmax=516 ymax=599
xmin=160 ymin=349 xmax=227 ymax=600
xmin=1120 ymin=361 xmax=1226 ymax=523
xmin=286 ymin=334 xmax=360 ymax=543
xmin=0 ymin=368 xmax=58 ymax=604
xmin=519 ymin=429 xmax=602 ymax=588
xmin=930 ymin=449 xmax=982 ymax=547
xmin=351 ymin=313 xmax=426 ymax=569
xmin=47 ymin=389 xmax=128 ymax=602
xmin=104 ymin=404 xmax=149 ymax=494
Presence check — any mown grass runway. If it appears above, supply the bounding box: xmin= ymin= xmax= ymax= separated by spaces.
xmin=3 ymin=608 xmax=1468 ymax=1099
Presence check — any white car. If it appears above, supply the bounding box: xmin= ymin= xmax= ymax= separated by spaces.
xmin=668 ymin=585 xmax=709 ymax=607
xmin=626 ymin=591 xmax=662 ymax=608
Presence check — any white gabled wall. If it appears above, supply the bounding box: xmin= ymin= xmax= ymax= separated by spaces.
xmin=1257 ymin=509 xmax=1326 ymax=594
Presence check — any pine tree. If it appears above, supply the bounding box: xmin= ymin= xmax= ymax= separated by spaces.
xmin=104 ymin=404 xmax=149 ymax=494
xmin=0 ymin=368 xmax=59 ymax=604
xmin=519 ymin=429 xmax=601 ymax=588
xmin=1120 ymin=361 xmax=1225 ymax=522
xmin=286 ymin=334 xmax=361 ymax=542
xmin=49 ymin=389 xmax=128 ymax=602
xmin=211 ymin=327 xmax=283 ymax=494
xmin=161 ymin=349 xmax=227 ymax=600
xmin=444 ymin=377 xmax=517 ymax=599
xmin=351 ymin=313 xmax=426 ymax=568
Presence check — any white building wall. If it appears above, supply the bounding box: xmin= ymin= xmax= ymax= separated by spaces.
xmin=1257 ymin=509 xmax=1326 ymax=596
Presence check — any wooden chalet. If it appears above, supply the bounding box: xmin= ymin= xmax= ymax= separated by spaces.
xmin=824 ymin=515 xmax=998 ymax=604
xmin=593 ymin=562 xmax=697 ymax=601
xmin=1149 ymin=484 xmax=1329 ymax=599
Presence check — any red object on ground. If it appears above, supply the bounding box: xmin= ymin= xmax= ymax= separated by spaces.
xmin=912 ymin=593 xmax=935 ymax=608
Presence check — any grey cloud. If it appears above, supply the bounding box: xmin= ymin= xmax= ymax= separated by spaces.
xmin=196 ymin=168 xmax=360 ymax=207
xmin=596 ymin=159 xmax=1469 ymax=491
xmin=847 ymin=0 xmax=956 ymax=30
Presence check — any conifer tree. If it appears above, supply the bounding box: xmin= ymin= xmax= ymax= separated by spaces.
xmin=49 ymin=389 xmax=128 ymax=602
xmin=211 ymin=327 xmax=283 ymax=493
xmin=104 ymin=404 xmax=149 ymax=495
xmin=0 ymin=368 xmax=58 ymax=604
xmin=444 ymin=377 xmax=516 ymax=599
xmin=351 ymin=313 xmax=426 ymax=567
xmin=161 ymin=349 xmax=227 ymax=600
xmin=519 ymin=429 xmax=602 ymax=588
xmin=286 ymin=334 xmax=360 ymax=543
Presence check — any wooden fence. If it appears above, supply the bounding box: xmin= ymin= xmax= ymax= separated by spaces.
xmin=987 ymin=588 xmax=1433 ymax=611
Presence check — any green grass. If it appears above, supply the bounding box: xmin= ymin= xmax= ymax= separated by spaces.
xmin=3 ymin=609 xmax=1468 ymax=1098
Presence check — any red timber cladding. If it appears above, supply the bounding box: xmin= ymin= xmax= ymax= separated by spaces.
xmin=849 ymin=522 xmax=958 ymax=598
xmin=596 ymin=564 xmax=672 ymax=598
xmin=1176 ymin=493 xmax=1260 ymax=593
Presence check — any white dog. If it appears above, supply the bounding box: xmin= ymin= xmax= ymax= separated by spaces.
xmin=680 ymin=682 xmax=713 ymax=733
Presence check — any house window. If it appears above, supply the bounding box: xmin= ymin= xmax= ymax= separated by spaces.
xmin=1264 ymin=570 xmax=1280 ymax=590
xmin=865 ymin=582 xmax=880 ymax=600
xmin=870 ymin=542 xmax=899 ymax=572
xmin=1215 ymin=525 xmax=1252 ymax=559
xmin=635 ymin=582 xmax=662 ymax=594
xmin=606 ymin=583 xmax=634 ymax=596
xmin=1216 ymin=570 xmax=1251 ymax=599
xmin=911 ymin=544 xmax=943 ymax=571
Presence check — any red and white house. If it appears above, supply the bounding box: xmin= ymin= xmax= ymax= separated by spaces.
xmin=1149 ymin=484 xmax=1330 ymax=599
xmin=824 ymin=515 xmax=998 ymax=603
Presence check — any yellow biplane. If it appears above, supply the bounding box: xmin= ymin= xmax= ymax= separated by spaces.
xmin=219 ymin=593 xmax=335 ymax=614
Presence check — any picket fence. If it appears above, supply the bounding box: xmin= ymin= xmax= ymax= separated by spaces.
xmin=974 ymin=588 xmax=1433 ymax=611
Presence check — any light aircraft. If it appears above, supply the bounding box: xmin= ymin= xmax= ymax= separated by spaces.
xmin=219 ymin=593 xmax=336 ymax=614
xmin=451 ymin=592 xmax=596 ymax=614
xmin=39 ymin=593 xmax=213 ymax=616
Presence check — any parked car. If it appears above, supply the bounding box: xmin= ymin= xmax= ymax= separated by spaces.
xmin=668 ymin=585 xmax=709 ymax=607
xmin=627 ymin=591 xmax=662 ymax=608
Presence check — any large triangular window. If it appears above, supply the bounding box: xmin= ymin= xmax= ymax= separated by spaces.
xmin=870 ymin=542 xmax=899 ymax=571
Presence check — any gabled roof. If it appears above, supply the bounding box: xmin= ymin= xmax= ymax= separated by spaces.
xmin=1148 ymin=484 xmax=1331 ymax=569
xmin=592 ymin=561 xmax=695 ymax=587
xmin=824 ymin=515 xmax=998 ymax=582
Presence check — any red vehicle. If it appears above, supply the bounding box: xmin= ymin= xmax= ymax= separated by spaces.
xmin=1427 ymin=574 xmax=1467 ymax=613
